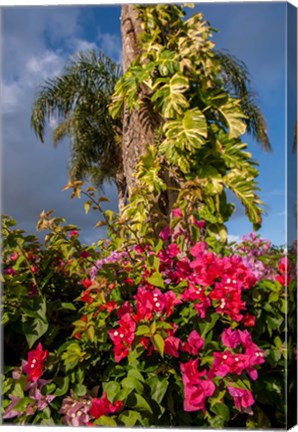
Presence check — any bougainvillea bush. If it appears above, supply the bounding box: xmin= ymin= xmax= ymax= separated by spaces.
xmin=1 ymin=189 xmax=296 ymax=428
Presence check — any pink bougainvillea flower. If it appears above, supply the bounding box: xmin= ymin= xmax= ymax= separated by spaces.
xmin=10 ymin=252 xmax=19 ymax=261
xmin=167 ymin=243 xmax=180 ymax=258
xmin=80 ymin=290 xmax=93 ymax=304
xmin=80 ymin=278 xmax=93 ymax=289
xmin=69 ymin=230 xmax=79 ymax=238
xmin=3 ymin=396 xmax=23 ymax=419
xmin=159 ymin=225 xmax=171 ymax=241
xmin=163 ymin=290 xmax=181 ymax=317
xmin=23 ymin=343 xmax=48 ymax=382
xmin=181 ymin=330 xmax=204 ymax=356
xmin=172 ymin=208 xmax=183 ymax=218
xmin=116 ymin=301 xmax=133 ymax=319
xmin=79 ymin=250 xmax=91 ymax=258
xmin=100 ymin=300 xmax=118 ymax=313
xmin=133 ymin=287 xmax=165 ymax=322
xmin=164 ymin=336 xmax=180 ymax=357
xmin=227 ymin=386 xmax=255 ymax=413
xmin=241 ymin=313 xmax=256 ymax=327
xmin=89 ymin=393 xmax=123 ymax=419
xmin=59 ymin=392 xmax=91 ymax=426
xmin=276 ymin=257 xmax=292 ymax=286
xmin=193 ymin=219 xmax=205 ymax=230
xmin=108 ymin=313 xmax=136 ymax=362
xmin=189 ymin=242 xmax=207 ymax=258
xmin=221 ymin=328 xmax=241 ymax=349
xmin=180 ymin=359 xmax=215 ymax=412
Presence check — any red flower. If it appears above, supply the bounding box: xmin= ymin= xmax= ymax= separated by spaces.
xmin=80 ymin=278 xmax=93 ymax=289
xmin=180 ymin=359 xmax=215 ymax=412
xmin=172 ymin=208 xmax=183 ymax=218
xmin=163 ymin=291 xmax=181 ymax=317
xmin=80 ymin=251 xmax=91 ymax=258
xmin=241 ymin=313 xmax=256 ymax=327
xmin=159 ymin=226 xmax=171 ymax=241
xmin=23 ymin=343 xmax=48 ymax=382
xmin=227 ymin=386 xmax=255 ymax=413
xmin=69 ymin=230 xmax=79 ymax=238
xmin=164 ymin=336 xmax=180 ymax=357
xmin=108 ymin=313 xmax=136 ymax=362
xmin=89 ymin=393 xmax=122 ymax=419
xmin=181 ymin=330 xmax=204 ymax=356
xmin=117 ymin=301 xmax=133 ymax=319
xmin=80 ymin=291 xmax=93 ymax=304
xmin=10 ymin=252 xmax=19 ymax=261
xmin=276 ymin=257 xmax=292 ymax=286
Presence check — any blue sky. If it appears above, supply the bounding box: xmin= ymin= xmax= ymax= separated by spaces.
xmin=1 ymin=3 xmax=296 ymax=246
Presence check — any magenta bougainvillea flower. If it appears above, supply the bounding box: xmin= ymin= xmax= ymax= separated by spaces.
xmin=181 ymin=330 xmax=204 ymax=356
xmin=181 ymin=359 xmax=215 ymax=412
xmin=89 ymin=392 xmax=123 ymax=419
xmin=276 ymin=257 xmax=292 ymax=286
xmin=23 ymin=343 xmax=48 ymax=382
xmin=108 ymin=313 xmax=136 ymax=362
xmin=227 ymin=386 xmax=255 ymax=413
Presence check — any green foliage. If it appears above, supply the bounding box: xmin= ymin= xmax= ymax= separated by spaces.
xmin=109 ymin=4 xmax=264 ymax=238
xmin=1 ymin=188 xmax=296 ymax=427
xmin=31 ymin=50 xmax=122 ymax=188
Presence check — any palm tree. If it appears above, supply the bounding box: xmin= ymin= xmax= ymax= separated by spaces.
xmin=31 ymin=5 xmax=271 ymax=211
xmin=31 ymin=50 xmax=127 ymax=208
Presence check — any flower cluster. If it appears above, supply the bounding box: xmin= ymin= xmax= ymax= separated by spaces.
xmin=210 ymin=328 xmax=265 ymax=381
xmin=108 ymin=313 xmax=136 ymax=362
xmin=180 ymin=359 xmax=215 ymax=412
xmin=23 ymin=343 xmax=48 ymax=382
xmin=3 ymin=377 xmax=55 ymax=420
xmin=88 ymin=392 xmax=123 ymax=423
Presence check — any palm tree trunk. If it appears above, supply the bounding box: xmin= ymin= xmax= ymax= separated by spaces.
xmin=120 ymin=5 xmax=154 ymax=196
xmin=120 ymin=5 xmax=178 ymax=221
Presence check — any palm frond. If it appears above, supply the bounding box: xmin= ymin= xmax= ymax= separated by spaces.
xmin=215 ymin=50 xmax=271 ymax=152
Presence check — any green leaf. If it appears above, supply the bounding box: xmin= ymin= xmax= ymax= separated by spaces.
xmin=22 ymin=317 xmax=49 ymax=348
xmin=61 ymin=343 xmax=82 ymax=371
xmin=122 ymin=376 xmax=144 ymax=395
xmin=268 ymin=292 xmax=279 ymax=303
xmin=119 ymin=410 xmax=141 ymax=427
xmin=218 ymin=98 xmax=247 ymax=138
xmin=60 ymin=302 xmax=76 ymax=311
xmin=84 ymin=201 xmax=92 ymax=215
xmin=127 ymin=369 xmax=144 ymax=383
xmin=152 ymin=334 xmax=164 ymax=357
xmin=127 ymin=393 xmax=153 ymax=414
xmin=152 ymin=73 xmax=189 ymax=118
xmin=86 ymin=324 xmax=95 ymax=342
xmin=147 ymin=272 xmax=165 ymax=289
xmin=73 ymin=382 xmax=87 ymax=397
xmin=94 ymin=415 xmax=117 ymax=426
xmin=103 ymin=381 xmax=121 ymax=403
xmin=53 ymin=376 xmax=70 ymax=396
xmin=135 ymin=325 xmax=151 ymax=336
xmin=246 ymin=406 xmax=271 ymax=428
xmin=162 ymin=108 xmax=207 ymax=155
xmin=147 ymin=376 xmax=168 ymax=404
xmin=199 ymin=312 xmax=219 ymax=338
xmin=210 ymin=402 xmax=230 ymax=421
xmin=14 ymin=397 xmax=35 ymax=412
xmin=266 ymin=314 xmax=283 ymax=331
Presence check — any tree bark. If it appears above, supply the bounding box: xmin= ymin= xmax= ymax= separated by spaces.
xmin=120 ymin=5 xmax=179 ymax=220
xmin=120 ymin=5 xmax=155 ymax=200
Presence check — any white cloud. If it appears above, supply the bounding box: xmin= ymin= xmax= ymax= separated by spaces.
xmin=227 ymin=234 xmax=241 ymax=243
xmin=97 ymin=29 xmax=122 ymax=64
xmin=1 ymin=6 xmax=121 ymax=243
